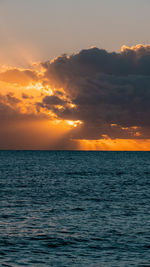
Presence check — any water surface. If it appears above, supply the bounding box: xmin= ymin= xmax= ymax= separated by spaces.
xmin=0 ymin=151 xmax=150 ymax=266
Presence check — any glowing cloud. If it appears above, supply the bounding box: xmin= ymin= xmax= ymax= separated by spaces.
xmin=1 ymin=44 xmax=150 ymax=150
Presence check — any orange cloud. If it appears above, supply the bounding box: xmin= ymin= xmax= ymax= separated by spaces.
xmin=121 ymin=44 xmax=150 ymax=53
xmin=0 ymin=68 xmax=39 ymax=86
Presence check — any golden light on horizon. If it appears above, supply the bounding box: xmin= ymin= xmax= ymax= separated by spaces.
xmin=78 ymin=138 xmax=150 ymax=151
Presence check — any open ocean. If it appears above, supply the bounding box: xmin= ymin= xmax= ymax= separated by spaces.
xmin=0 ymin=151 xmax=150 ymax=267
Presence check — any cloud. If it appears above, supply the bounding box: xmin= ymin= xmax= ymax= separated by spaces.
xmin=1 ymin=44 xmax=150 ymax=149
xmin=37 ymin=44 xmax=150 ymax=140
xmin=0 ymin=92 xmax=47 ymax=124
xmin=22 ymin=93 xmax=33 ymax=99
xmin=42 ymin=95 xmax=66 ymax=106
xmin=0 ymin=68 xmax=38 ymax=85
xmin=0 ymin=92 xmax=55 ymax=149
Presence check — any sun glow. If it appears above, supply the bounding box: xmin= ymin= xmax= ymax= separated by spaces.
xmin=66 ymin=120 xmax=83 ymax=127
xmin=68 ymin=103 xmax=76 ymax=108
xmin=26 ymin=82 xmax=53 ymax=95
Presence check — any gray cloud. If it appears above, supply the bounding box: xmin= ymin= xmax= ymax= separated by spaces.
xmin=39 ymin=45 xmax=150 ymax=139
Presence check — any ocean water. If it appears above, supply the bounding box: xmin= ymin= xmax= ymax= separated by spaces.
xmin=0 ymin=151 xmax=150 ymax=267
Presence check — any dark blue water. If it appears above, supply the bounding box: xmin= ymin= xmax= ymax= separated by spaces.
xmin=0 ymin=151 xmax=150 ymax=266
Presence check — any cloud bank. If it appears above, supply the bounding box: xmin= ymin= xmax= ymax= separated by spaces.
xmin=39 ymin=44 xmax=150 ymax=140
xmin=0 ymin=44 xmax=150 ymax=149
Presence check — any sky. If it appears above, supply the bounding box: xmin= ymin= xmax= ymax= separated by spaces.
xmin=0 ymin=0 xmax=150 ymax=150
xmin=0 ymin=0 xmax=150 ymax=66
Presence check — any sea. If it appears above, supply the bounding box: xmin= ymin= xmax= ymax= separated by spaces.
xmin=0 ymin=151 xmax=150 ymax=267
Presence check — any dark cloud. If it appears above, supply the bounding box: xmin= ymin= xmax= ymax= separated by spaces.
xmin=22 ymin=93 xmax=33 ymax=99
xmin=6 ymin=93 xmax=21 ymax=105
xmin=43 ymin=95 xmax=66 ymax=106
xmin=1 ymin=44 xmax=150 ymax=147
xmin=40 ymin=45 xmax=150 ymax=139
xmin=0 ymin=93 xmax=46 ymax=124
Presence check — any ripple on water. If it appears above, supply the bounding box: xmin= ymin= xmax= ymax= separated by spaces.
xmin=0 ymin=151 xmax=150 ymax=266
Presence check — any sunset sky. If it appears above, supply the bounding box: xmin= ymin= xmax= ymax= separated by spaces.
xmin=0 ymin=0 xmax=150 ymax=150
